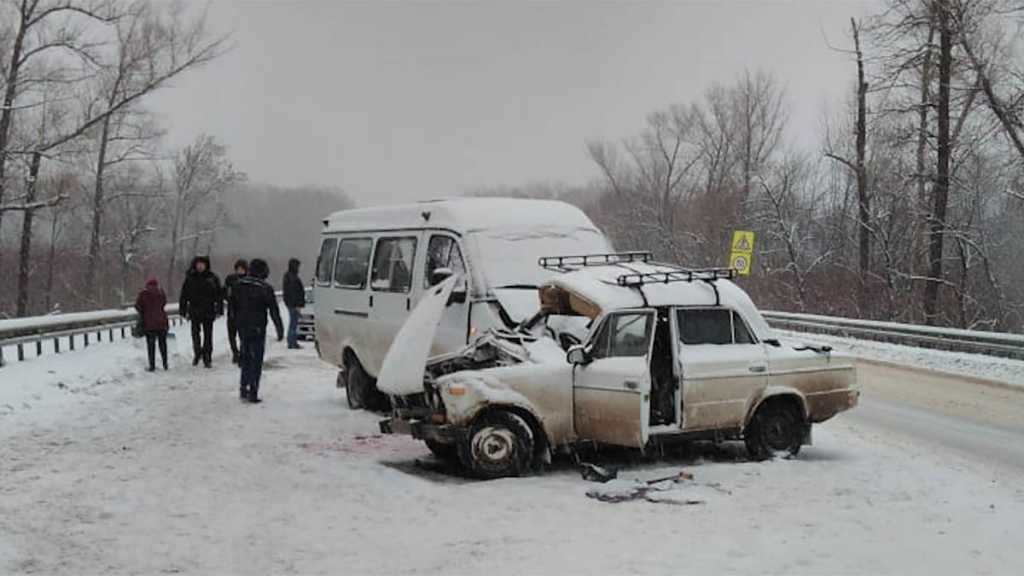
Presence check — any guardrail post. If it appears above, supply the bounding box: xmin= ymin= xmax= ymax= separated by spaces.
xmin=17 ymin=343 xmax=24 ymax=361
xmin=0 ymin=346 xmax=4 ymax=367
xmin=35 ymin=340 xmax=41 ymax=356
xmin=69 ymin=334 xmax=74 ymax=350
xmin=121 ymin=326 xmax=126 ymax=338
xmin=54 ymin=337 xmax=60 ymax=353
xmin=108 ymin=328 xmax=113 ymax=341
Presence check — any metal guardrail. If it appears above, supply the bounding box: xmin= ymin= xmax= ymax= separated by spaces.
xmin=763 ymin=311 xmax=1024 ymax=360
xmin=4 ymin=299 xmax=1020 ymax=367
xmin=0 ymin=307 xmax=186 ymax=367
xmin=0 ymin=290 xmax=291 ymax=367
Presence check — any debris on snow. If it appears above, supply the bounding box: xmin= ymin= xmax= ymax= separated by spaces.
xmin=585 ymin=470 xmax=707 ymax=505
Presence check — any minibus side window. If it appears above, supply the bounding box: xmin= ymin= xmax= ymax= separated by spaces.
xmin=371 ymin=237 xmax=417 ymax=293
xmin=333 ymin=238 xmax=372 ymax=289
xmin=315 ymin=238 xmax=338 ymax=284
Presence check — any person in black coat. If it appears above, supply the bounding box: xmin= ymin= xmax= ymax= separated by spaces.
xmin=179 ymin=255 xmax=223 ymax=368
xmin=230 ymin=258 xmax=283 ymax=403
xmin=223 ymin=259 xmax=249 ymax=364
xmin=282 ymin=257 xmax=305 ymax=349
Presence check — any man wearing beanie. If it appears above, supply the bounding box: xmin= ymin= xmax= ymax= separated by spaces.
xmin=229 ymin=258 xmax=284 ymax=403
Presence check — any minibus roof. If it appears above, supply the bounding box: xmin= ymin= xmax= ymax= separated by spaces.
xmin=322 ymin=197 xmax=599 ymax=235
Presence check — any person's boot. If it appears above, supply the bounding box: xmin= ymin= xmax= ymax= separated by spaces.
xmin=239 ymin=386 xmax=248 ymax=400
xmin=232 ymin=351 xmax=240 ymax=364
xmin=146 ymin=365 xmax=155 ymax=373
xmin=203 ymin=352 xmax=212 ymax=368
xmin=192 ymin=355 xmax=200 ymax=366
xmin=248 ymin=389 xmax=261 ymax=403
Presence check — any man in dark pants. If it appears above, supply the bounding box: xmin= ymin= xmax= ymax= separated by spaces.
xmin=223 ymin=259 xmax=249 ymax=363
xmin=230 ymin=258 xmax=283 ymax=403
xmin=179 ymin=256 xmax=223 ymax=368
xmin=282 ymin=257 xmax=305 ymax=349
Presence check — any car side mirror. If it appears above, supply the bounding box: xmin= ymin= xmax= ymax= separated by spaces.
xmin=566 ymin=344 xmax=589 ymax=365
xmin=430 ymin=267 xmax=454 ymax=286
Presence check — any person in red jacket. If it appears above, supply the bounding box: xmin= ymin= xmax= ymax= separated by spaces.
xmin=135 ymin=277 xmax=170 ymax=371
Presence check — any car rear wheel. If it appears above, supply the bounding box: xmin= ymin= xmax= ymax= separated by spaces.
xmin=459 ymin=410 xmax=534 ymax=479
xmin=745 ymin=400 xmax=805 ymax=461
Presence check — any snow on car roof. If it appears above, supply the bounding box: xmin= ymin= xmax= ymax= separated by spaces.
xmin=322 ymin=197 xmax=601 ymax=235
xmin=545 ymin=261 xmax=774 ymax=339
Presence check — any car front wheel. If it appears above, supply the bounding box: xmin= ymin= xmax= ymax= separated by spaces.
xmin=745 ymin=400 xmax=805 ymax=461
xmin=424 ymin=439 xmax=459 ymax=461
xmin=459 ymin=410 xmax=534 ymax=479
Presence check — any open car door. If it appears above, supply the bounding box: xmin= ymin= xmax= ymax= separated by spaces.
xmin=376 ymin=275 xmax=459 ymax=396
xmin=572 ymin=310 xmax=654 ymax=448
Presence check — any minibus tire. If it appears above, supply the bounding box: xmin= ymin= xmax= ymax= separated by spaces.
xmin=345 ymin=357 xmax=369 ymax=410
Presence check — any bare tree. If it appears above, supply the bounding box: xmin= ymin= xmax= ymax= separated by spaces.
xmin=0 ymin=0 xmax=117 ymax=234
xmin=165 ymin=135 xmax=244 ymax=289
xmin=82 ymin=0 xmax=226 ymax=297
xmin=825 ymin=19 xmax=872 ymax=309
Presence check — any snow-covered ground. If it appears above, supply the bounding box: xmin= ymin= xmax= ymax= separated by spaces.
xmin=3 ymin=319 xmax=1024 ymax=574
xmin=778 ymin=329 xmax=1024 ymax=387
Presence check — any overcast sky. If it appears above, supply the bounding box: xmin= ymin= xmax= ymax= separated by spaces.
xmin=147 ymin=0 xmax=876 ymax=206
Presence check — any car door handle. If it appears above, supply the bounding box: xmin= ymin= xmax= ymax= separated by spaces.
xmin=748 ymin=364 xmax=766 ymax=373
xmin=623 ymin=380 xmax=639 ymax=390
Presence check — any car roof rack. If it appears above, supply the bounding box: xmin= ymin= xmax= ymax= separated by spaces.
xmin=538 ymin=251 xmax=653 ymax=272
xmin=616 ymin=267 xmax=736 ymax=287
xmin=617 ymin=266 xmax=737 ymax=306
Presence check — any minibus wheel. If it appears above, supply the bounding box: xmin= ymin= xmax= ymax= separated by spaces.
xmin=345 ymin=357 xmax=370 ymax=410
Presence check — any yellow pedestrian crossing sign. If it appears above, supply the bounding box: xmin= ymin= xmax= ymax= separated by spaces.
xmin=729 ymin=230 xmax=755 ymax=276
xmin=731 ymin=230 xmax=755 ymax=253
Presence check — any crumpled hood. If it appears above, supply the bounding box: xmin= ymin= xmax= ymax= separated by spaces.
xmin=377 ymin=275 xmax=460 ymax=396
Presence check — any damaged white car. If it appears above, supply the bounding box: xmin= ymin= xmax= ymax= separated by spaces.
xmin=378 ymin=252 xmax=860 ymax=479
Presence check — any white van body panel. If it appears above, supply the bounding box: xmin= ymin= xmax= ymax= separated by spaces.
xmin=315 ymin=198 xmax=610 ymax=379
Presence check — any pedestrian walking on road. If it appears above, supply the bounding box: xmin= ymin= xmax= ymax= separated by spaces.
xmin=230 ymin=258 xmax=283 ymax=403
xmin=283 ymin=257 xmax=305 ymax=349
xmin=179 ymin=256 xmax=223 ymax=368
xmin=223 ymin=259 xmax=249 ymax=364
xmin=135 ymin=277 xmax=170 ymax=372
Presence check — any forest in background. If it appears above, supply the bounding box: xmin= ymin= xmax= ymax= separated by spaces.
xmin=0 ymin=1 xmax=352 ymax=317
xmin=4 ymin=0 xmax=1024 ymax=335
xmin=477 ymin=1 xmax=1024 ymax=334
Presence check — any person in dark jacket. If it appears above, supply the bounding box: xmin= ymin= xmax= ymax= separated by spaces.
xmin=135 ymin=277 xmax=170 ymax=372
xmin=223 ymin=259 xmax=249 ymax=364
xmin=179 ymin=255 xmax=223 ymax=368
xmin=282 ymin=257 xmax=305 ymax=349
xmin=230 ymin=258 xmax=283 ymax=403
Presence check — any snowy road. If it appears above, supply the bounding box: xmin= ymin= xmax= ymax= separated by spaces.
xmin=2 ymin=327 xmax=1024 ymax=575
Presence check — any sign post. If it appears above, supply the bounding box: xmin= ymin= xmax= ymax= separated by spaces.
xmin=729 ymin=230 xmax=755 ymax=276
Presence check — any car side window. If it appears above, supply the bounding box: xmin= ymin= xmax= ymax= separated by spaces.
xmin=591 ymin=312 xmax=653 ymax=359
xmin=316 ymin=238 xmax=338 ymax=284
xmin=334 ymin=238 xmax=372 ymax=289
xmin=677 ymin=308 xmax=756 ymax=345
xmin=424 ymin=235 xmax=466 ymax=287
xmin=733 ymin=313 xmax=755 ymax=344
xmin=371 ymin=237 xmax=417 ymax=293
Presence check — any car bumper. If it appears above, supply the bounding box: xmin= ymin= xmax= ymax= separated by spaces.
xmin=808 ymin=389 xmax=860 ymax=423
xmin=379 ymin=417 xmax=465 ymax=444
